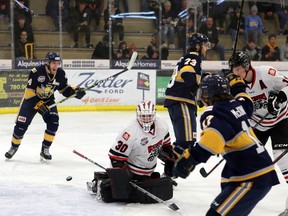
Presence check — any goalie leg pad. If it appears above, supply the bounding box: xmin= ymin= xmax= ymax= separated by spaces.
xmin=129 ymin=177 xmax=173 ymax=204
xmin=100 ymin=179 xmax=114 ymax=203
xmin=106 ymin=165 xmax=132 ymax=201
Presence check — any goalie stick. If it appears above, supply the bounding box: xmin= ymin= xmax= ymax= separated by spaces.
xmin=72 ymin=149 xmax=179 ymax=211
xmin=49 ymin=51 xmax=138 ymax=109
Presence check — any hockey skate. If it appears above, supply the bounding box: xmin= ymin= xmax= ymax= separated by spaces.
xmin=278 ymin=209 xmax=288 ymax=216
xmin=5 ymin=146 xmax=18 ymax=159
xmin=40 ymin=146 xmax=52 ymax=161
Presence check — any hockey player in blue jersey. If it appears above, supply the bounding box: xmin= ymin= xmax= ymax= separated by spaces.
xmin=173 ymin=74 xmax=280 ymax=215
xmin=5 ymin=52 xmax=86 ymax=160
xmin=164 ymin=33 xmax=210 ymax=174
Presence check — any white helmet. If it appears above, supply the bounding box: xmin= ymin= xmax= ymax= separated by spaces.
xmin=136 ymin=100 xmax=156 ymax=133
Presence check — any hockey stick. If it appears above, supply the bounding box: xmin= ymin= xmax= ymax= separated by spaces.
xmin=72 ymin=149 xmax=179 ymax=211
xmin=253 ymin=112 xmax=270 ymax=129
xmin=49 ymin=51 xmax=138 ymax=109
xmin=199 ymin=158 xmax=224 ymax=178
xmin=232 ymin=0 xmax=244 ymax=54
xmin=273 ymin=148 xmax=288 ymax=164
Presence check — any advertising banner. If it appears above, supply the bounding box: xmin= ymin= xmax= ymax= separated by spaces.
xmin=62 ymin=59 xmax=109 ymax=69
xmin=111 ymin=59 xmax=160 ymax=69
xmin=0 ymin=70 xmax=29 ymax=107
xmin=15 ymin=59 xmax=45 ymax=69
xmin=55 ymin=69 xmax=157 ymax=106
xmin=0 ymin=60 xmax=12 ymax=69
xmin=156 ymin=70 xmax=172 ymax=105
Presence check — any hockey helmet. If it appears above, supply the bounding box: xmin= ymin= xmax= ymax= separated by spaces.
xmin=188 ymin=33 xmax=209 ymax=51
xmin=136 ymin=100 xmax=156 ymax=133
xmin=45 ymin=52 xmax=61 ymax=65
xmin=228 ymin=51 xmax=250 ymax=70
xmin=197 ymin=75 xmax=230 ymax=102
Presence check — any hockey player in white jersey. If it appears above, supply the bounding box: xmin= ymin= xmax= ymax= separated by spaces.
xmin=229 ymin=51 xmax=288 ymax=216
xmin=87 ymin=101 xmax=175 ymax=203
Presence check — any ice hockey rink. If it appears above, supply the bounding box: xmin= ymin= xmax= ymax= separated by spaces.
xmin=0 ymin=110 xmax=287 ymax=216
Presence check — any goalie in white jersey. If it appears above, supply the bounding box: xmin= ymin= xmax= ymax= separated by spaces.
xmin=88 ymin=101 xmax=175 ymax=203
xmin=229 ymin=51 xmax=288 ymax=216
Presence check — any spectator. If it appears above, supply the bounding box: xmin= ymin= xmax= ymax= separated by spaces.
xmin=14 ymin=0 xmax=32 ymax=25
xmin=198 ymin=17 xmax=225 ymax=60
xmin=143 ymin=33 xmax=169 ymax=60
xmin=261 ymin=34 xmax=280 ymax=61
xmin=280 ymin=35 xmax=288 ymax=61
xmin=256 ymin=2 xmax=280 ymax=34
xmin=14 ymin=14 xmax=34 ymax=43
xmin=88 ymin=0 xmax=102 ymax=31
xmin=46 ymin=0 xmax=69 ymax=31
xmin=244 ymin=5 xmax=264 ymax=47
xmin=91 ymin=34 xmax=115 ymax=59
xmin=228 ymin=7 xmax=245 ymax=49
xmin=0 ymin=0 xmax=9 ymax=19
xmin=242 ymin=39 xmax=261 ymax=61
xmin=278 ymin=6 xmax=288 ymax=35
xmin=15 ymin=30 xmax=34 ymax=59
xmin=161 ymin=0 xmax=176 ymax=49
xmin=115 ymin=41 xmax=130 ymax=59
xmin=104 ymin=1 xmax=124 ymax=42
xmin=114 ymin=0 xmax=128 ymax=13
xmin=128 ymin=43 xmax=137 ymax=56
xmin=175 ymin=0 xmax=189 ymax=50
xmin=70 ymin=1 xmax=93 ymax=48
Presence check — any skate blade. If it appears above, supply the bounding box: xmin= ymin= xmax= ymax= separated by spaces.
xmin=86 ymin=182 xmax=93 ymax=191
xmin=40 ymin=156 xmax=50 ymax=163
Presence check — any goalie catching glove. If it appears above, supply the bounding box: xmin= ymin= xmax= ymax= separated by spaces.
xmin=74 ymin=87 xmax=86 ymax=99
xmin=34 ymin=100 xmax=50 ymax=116
xmin=173 ymin=148 xmax=198 ymax=179
xmin=267 ymin=91 xmax=287 ymax=116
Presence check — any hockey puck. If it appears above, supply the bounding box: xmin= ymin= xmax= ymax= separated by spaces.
xmin=66 ymin=176 xmax=72 ymax=181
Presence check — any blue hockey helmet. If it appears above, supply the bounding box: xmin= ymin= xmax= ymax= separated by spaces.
xmin=228 ymin=51 xmax=250 ymax=70
xmin=188 ymin=33 xmax=209 ymax=51
xmin=198 ymin=75 xmax=230 ymax=104
xmin=45 ymin=52 xmax=61 ymax=64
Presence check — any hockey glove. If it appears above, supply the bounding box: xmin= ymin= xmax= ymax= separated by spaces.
xmin=34 ymin=100 xmax=50 ymax=116
xmin=75 ymin=87 xmax=86 ymax=99
xmin=173 ymin=148 xmax=197 ymax=179
xmin=158 ymin=144 xmax=177 ymax=177
xmin=222 ymin=69 xmax=246 ymax=96
xmin=267 ymin=91 xmax=287 ymax=116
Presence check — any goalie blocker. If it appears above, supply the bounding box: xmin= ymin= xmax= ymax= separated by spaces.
xmin=88 ymin=165 xmax=173 ymax=203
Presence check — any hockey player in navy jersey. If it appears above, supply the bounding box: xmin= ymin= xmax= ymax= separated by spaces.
xmin=173 ymin=74 xmax=280 ymax=215
xmin=5 ymin=52 xmax=86 ymax=160
xmin=87 ymin=101 xmax=175 ymax=203
xmin=164 ymin=33 xmax=210 ymax=164
xmin=229 ymin=51 xmax=288 ymax=216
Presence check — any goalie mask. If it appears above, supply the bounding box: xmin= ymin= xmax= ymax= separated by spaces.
xmin=136 ymin=101 xmax=156 ymax=133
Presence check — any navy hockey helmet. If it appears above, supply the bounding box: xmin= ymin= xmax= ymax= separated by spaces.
xmin=188 ymin=33 xmax=209 ymax=51
xmin=45 ymin=52 xmax=61 ymax=64
xmin=228 ymin=51 xmax=250 ymax=70
xmin=197 ymin=75 xmax=230 ymax=102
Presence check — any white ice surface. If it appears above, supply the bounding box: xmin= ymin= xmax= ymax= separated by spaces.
xmin=0 ymin=111 xmax=286 ymax=216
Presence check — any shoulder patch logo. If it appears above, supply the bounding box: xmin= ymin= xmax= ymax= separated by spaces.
xmin=122 ymin=132 xmax=130 ymax=141
xmin=268 ymin=68 xmax=276 ymax=76
xmin=38 ymin=76 xmax=45 ymax=83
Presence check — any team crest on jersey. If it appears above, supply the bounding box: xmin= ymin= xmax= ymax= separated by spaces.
xmin=122 ymin=132 xmax=130 ymax=141
xmin=268 ymin=68 xmax=276 ymax=76
xmin=18 ymin=115 xmax=26 ymax=123
xmin=38 ymin=76 xmax=45 ymax=83
xmin=140 ymin=137 xmax=149 ymax=145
